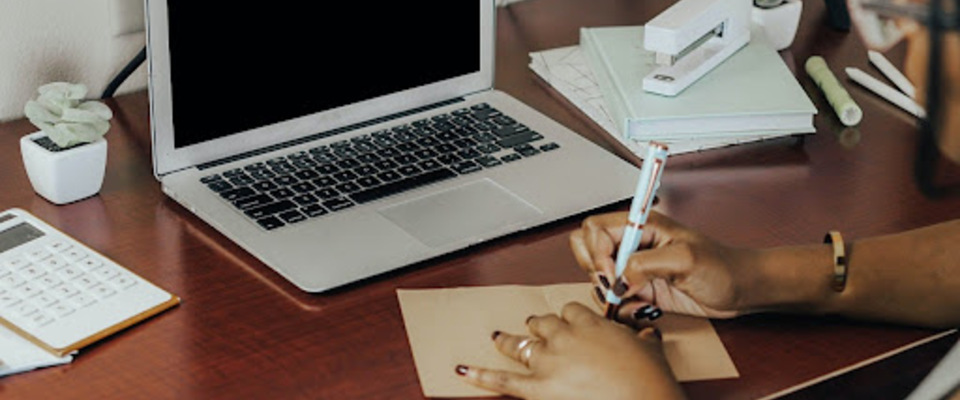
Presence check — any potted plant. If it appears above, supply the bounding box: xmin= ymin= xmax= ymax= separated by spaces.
xmin=20 ymin=82 xmax=113 ymax=205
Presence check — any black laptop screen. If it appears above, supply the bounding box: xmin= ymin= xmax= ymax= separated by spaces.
xmin=166 ymin=3 xmax=480 ymax=149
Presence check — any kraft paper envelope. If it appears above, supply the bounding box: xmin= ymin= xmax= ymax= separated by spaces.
xmin=397 ymin=283 xmax=739 ymax=398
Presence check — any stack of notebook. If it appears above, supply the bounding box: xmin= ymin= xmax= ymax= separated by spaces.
xmin=529 ymin=25 xmax=817 ymax=156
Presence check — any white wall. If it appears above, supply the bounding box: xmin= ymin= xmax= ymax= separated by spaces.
xmin=0 ymin=0 xmax=147 ymax=122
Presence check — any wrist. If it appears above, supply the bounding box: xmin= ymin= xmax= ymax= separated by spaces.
xmin=747 ymin=244 xmax=837 ymax=313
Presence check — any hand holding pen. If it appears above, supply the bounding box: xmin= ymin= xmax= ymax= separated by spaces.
xmin=603 ymin=142 xmax=670 ymax=321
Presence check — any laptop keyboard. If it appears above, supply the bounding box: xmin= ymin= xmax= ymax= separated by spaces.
xmin=199 ymin=103 xmax=561 ymax=231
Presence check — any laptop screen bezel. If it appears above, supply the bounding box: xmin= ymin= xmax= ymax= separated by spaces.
xmin=145 ymin=0 xmax=495 ymax=178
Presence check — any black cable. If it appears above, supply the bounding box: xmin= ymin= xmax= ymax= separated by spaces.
xmin=101 ymin=45 xmax=147 ymax=99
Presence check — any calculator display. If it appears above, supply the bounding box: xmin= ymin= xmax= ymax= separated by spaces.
xmin=0 ymin=222 xmax=45 ymax=254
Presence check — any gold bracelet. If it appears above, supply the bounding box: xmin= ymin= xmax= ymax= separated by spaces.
xmin=824 ymin=230 xmax=847 ymax=292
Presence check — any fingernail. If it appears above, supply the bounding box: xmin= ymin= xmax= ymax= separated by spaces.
xmin=612 ymin=278 xmax=629 ymax=297
xmin=594 ymin=286 xmax=606 ymax=304
xmin=648 ymin=308 xmax=663 ymax=321
xmin=525 ymin=315 xmax=535 ymax=324
xmin=455 ymin=365 xmax=468 ymax=376
xmin=492 ymin=330 xmax=501 ymax=340
xmin=632 ymin=305 xmax=653 ymax=320
xmin=597 ymin=274 xmax=611 ymax=289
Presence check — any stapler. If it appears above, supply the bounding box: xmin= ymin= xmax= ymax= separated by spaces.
xmin=642 ymin=0 xmax=752 ymax=96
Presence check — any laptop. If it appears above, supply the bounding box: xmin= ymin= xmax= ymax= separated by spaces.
xmin=144 ymin=0 xmax=640 ymax=293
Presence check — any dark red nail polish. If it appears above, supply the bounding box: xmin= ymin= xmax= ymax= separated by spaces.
xmin=632 ymin=305 xmax=653 ymax=320
xmin=594 ymin=286 xmax=606 ymax=303
xmin=455 ymin=365 xmax=468 ymax=376
xmin=597 ymin=274 xmax=611 ymax=289
xmin=648 ymin=308 xmax=663 ymax=321
xmin=492 ymin=330 xmax=501 ymax=340
xmin=612 ymin=278 xmax=629 ymax=297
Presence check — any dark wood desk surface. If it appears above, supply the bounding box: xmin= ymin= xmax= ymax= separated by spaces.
xmin=2 ymin=0 xmax=958 ymax=398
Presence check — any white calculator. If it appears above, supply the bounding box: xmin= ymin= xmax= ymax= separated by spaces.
xmin=0 ymin=208 xmax=179 ymax=357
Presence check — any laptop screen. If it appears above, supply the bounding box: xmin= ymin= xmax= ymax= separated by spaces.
xmin=165 ymin=3 xmax=480 ymax=149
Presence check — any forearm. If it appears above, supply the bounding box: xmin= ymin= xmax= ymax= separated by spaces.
xmin=749 ymin=220 xmax=960 ymax=328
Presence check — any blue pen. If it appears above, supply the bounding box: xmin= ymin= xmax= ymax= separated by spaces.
xmin=604 ymin=141 xmax=669 ymax=319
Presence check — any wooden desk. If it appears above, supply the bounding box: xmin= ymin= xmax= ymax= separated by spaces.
xmin=1 ymin=0 xmax=957 ymax=398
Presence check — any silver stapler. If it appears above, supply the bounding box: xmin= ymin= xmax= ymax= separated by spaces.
xmin=642 ymin=0 xmax=752 ymax=96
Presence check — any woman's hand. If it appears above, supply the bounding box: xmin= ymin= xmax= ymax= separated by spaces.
xmin=456 ymin=302 xmax=684 ymax=400
xmin=569 ymin=211 xmax=762 ymax=320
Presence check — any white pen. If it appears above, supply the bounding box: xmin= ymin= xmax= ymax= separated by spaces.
xmin=868 ymin=50 xmax=917 ymax=99
xmin=604 ymin=141 xmax=669 ymax=319
xmin=846 ymin=67 xmax=926 ymax=119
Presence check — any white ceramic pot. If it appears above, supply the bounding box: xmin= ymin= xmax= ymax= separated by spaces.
xmin=20 ymin=131 xmax=107 ymax=205
xmin=752 ymin=0 xmax=804 ymax=51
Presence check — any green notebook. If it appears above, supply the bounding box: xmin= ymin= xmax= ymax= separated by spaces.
xmin=580 ymin=25 xmax=817 ymax=140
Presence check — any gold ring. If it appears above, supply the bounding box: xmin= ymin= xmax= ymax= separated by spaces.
xmin=516 ymin=337 xmax=539 ymax=367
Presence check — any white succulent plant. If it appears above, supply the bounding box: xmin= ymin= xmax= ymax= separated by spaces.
xmin=23 ymin=82 xmax=113 ymax=149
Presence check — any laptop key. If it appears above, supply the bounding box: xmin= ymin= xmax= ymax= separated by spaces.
xmin=476 ymin=156 xmax=502 ymax=168
xmin=452 ymin=161 xmax=482 ymax=174
xmin=220 ymin=187 xmax=256 ymax=201
xmin=502 ymin=153 xmax=523 ymax=163
xmin=292 ymin=194 xmax=318 ymax=206
xmin=540 ymin=142 xmax=561 ymax=152
xmin=322 ymin=198 xmax=355 ymax=212
xmin=301 ymin=204 xmax=328 ymax=218
xmin=335 ymin=182 xmax=362 ymax=193
xmin=315 ymin=188 xmax=340 ymax=200
xmin=208 ymin=181 xmax=235 ymax=193
xmin=497 ymin=131 xmax=544 ymax=149
xmin=278 ymin=210 xmax=307 ymax=224
xmin=233 ymin=194 xmax=274 ymax=210
xmin=376 ymin=170 xmax=402 ymax=182
xmin=418 ymin=159 xmax=442 ymax=171
xmin=269 ymin=188 xmax=296 ymax=200
xmin=200 ymin=175 xmax=222 ymax=184
xmin=244 ymin=200 xmax=297 ymax=220
xmin=252 ymin=181 xmax=279 ymax=192
xmin=350 ymin=168 xmax=458 ymax=204
xmin=256 ymin=216 xmax=285 ymax=231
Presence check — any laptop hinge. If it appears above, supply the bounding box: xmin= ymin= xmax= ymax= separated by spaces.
xmin=196 ymin=97 xmax=465 ymax=170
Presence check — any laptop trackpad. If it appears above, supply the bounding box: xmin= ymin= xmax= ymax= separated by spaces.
xmin=378 ymin=179 xmax=542 ymax=248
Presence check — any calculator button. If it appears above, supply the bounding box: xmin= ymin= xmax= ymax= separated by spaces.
xmin=61 ymin=249 xmax=88 ymax=263
xmin=89 ymin=285 xmax=117 ymax=299
xmin=0 ymin=273 xmax=26 ymax=288
xmin=34 ymin=293 xmax=59 ymax=307
xmin=46 ymin=241 xmax=72 ymax=253
xmin=51 ymin=284 xmax=80 ymax=299
xmin=37 ymin=274 xmax=63 ymax=288
xmin=13 ymin=302 xmax=38 ymax=317
xmin=93 ymin=266 xmax=120 ymax=281
xmin=78 ymin=258 xmax=103 ymax=271
xmin=18 ymin=265 xmax=46 ymax=280
xmin=109 ymin=274 xmax=138 ymax=290
xmin=56 ymin=265 xmax=84 ymax=280
xmin=2 ymin=257 xmax=30 ymax=270
xmin=0 ymin=291 xmax=18 ymax=307
xmin=69 ymin=292 xmax=97 ymax=308
xmin=48 ymin=303 xmax=75 ymax=318
xmin=73 ymin=275 xmax=100 ymax=290
xmin=26 ymin=312 xmax=54 ymax=327
xmin=26 ymin=249 xmax=52 ymax=262
xmin=15 ymin=282 xmax=42 ymax=298
xmin=40 ymin=257 xmax=70 ymax=271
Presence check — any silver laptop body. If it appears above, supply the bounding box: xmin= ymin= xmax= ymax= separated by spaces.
xmin=145 ymin=0 xmax=639 ymax=292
